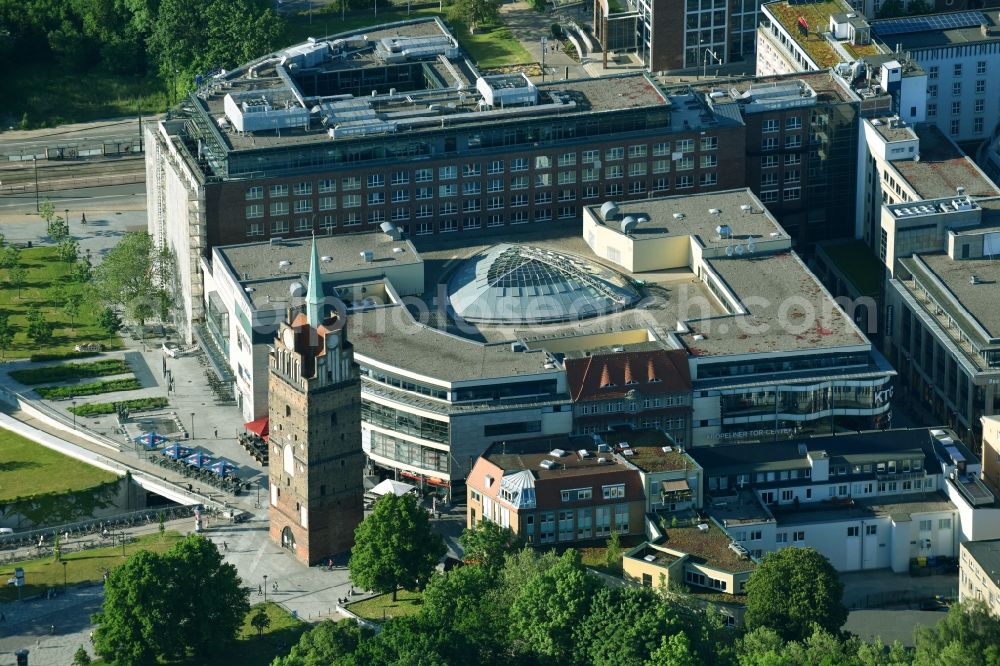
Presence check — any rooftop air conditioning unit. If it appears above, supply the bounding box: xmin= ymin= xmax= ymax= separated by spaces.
xmin=550 ymin=449 xmax=566 ymax=457
xmin=697 ymin=523 xmax=710 ymax=532
xmin=540 ymin=459 xmax=556 ymax=469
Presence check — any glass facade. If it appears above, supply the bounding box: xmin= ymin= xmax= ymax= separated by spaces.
xmin=366 ymin=430 xmax=449 ymax=474
xmin=361 ymin=400 xmax=449 ymax=443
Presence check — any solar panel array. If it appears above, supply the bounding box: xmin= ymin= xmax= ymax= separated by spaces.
xmin=872 ymin=11 xmax=986 ymax=37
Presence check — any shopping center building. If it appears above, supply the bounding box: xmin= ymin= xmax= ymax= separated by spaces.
xmin=201 ymin=188 xmax=894 ymax=497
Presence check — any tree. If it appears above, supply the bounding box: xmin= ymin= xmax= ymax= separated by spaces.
xmin=92 ymin=232 xmax=173 ymax=326
xmin=573 ymin=585 xmax=719 ymax=666
xmin=57 ymin=238 xmax=79 ymax=263
xmin=9 ymin=265 xmax=26 ymax=298
xmin=510 ymin=549 xmax=600 ymax=660
xmin=447 ymin=0 xmax=502 ymax=34
xmin=92 ymin=535 xmax=249 ymax=665
xmin=39 ymin=200 xmax=69 ymax=243
xmin=64 ymin=292 xmax=83 ymax=334
xmin=459 ymin=521 xmax=524 ymax=576
xmin=26 ymin=308 xmax=53 ymax=345
xmin=72 ymin=646 xmax=92 ymax=666
xmin=421 ymin=565 xmax=510 ymax=665
xmin=92 ymin=550 xmax=172 ymax=666
xmin=905 ymin=0 xmax=932 ymax=14
xmin=249 ymin=607 xmax=270 ymax=637
xmin=744 ymin=547 xmax=847 ymax=642
xmin=0 ymin=312 xmax=14 ymax=358
xmin=97 ymin=306 xmax=123 ymax=336
xmin=72 ymin=255 xmax=92 ymax=283
xmin=606 ymin=530 xmax=623 ymax=573
xmin=0 ymin=245 xmax=18 ymax=270
xmin=349 ymin=493 xmax=445 ymax=601
xmin=273 ymin=619 xmax=367 ymax=666
xmin=876 ymin=0 xmax=905 ymax=18
xmin=913 ymin=600 xmax=1000 ymax=666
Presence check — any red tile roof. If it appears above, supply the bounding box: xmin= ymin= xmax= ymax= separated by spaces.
xmin=566 ymin=350 xmax=691 ymax=402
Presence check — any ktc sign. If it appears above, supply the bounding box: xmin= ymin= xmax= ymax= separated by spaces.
xmin=874 ymin=385 xmax=894 ymax=406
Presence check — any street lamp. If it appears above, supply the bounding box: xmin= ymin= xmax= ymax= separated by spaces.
xmin=119 ymin=531 xmax=127 ymax=557
xmin=62 ymin=561 xmax=67 ymax=590
xmin=540 ymin=37 xmax=548 ymax=83
xmin=702 ymin=47 xmax=722 ymax=79
xmin=64 ymin=209 xmax=69 ymax=230
xmin=190 ymin=412 xmax=195 ymax=439
xmin=32 ymin=157 xmax=39 ymax=213
xmin=256 ymin=479 xmax=262 ymax=508
xmin=263 ymin=574 xmax=268 ymax=603
xmin=72 ymin=400 xmax=77 ymax=430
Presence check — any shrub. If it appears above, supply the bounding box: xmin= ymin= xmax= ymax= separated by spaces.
xmin=36 ymin=378 xmax=141 ymax=400
xmin=69 ymin=397 xmax=169 ymax=417
xmin=11 ymin=359 xmax=129 ymax=385
xmin=30 ymin=351 xmax=100 ymax=363
xmin=550 ymin=23 xmax=562 ymax=38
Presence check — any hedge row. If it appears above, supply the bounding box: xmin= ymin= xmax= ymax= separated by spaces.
xmin=36 ymin=378 xmax=141 ymax=400
xmin=10 ymin=359 xmax=130 ymax=386
xmin=29 ymin=351 xmax=100 ymax=363
xmin=68 ymin=397 xmax=169 ymax=417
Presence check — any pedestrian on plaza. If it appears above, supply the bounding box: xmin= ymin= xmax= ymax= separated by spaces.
xmin=223 ymin=541 xmax=228 ymax=551
xmin=258 ymin=585 xmax=263 ymax=596
xmin=50 ymin=624 xmax=54 ymax=635
xmin=272 ymin=581 xmax=278 ymax=593
xmin=214 ymin=428 xmax=218 ymax=438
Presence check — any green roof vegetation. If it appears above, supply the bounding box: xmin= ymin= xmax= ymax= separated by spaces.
xmin=821 ymin=240 xmax=883 ymax=296
xmin=767 ymin=0 xmax=882 ymax=69
xmin=0 ymin=426 xmax=118 ymax=502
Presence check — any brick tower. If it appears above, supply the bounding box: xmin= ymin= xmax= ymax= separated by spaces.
xmin=267 ymin=238 xmax=363 ymax=565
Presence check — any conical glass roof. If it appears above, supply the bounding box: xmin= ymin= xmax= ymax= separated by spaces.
xmin=447 ymin=244 xmax=641 ymax=325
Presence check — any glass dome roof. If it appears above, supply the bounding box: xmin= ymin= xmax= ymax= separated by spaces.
xmin=446 ymin=244 xmax=641 ymax=325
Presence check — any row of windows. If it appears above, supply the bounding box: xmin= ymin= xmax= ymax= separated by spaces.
xmin=762 ymin=117 xmax=803 ymax=132
xmin=761 ymin=135 xmax=802 ymax=151
xmin=760 ymin=154 xmax=802 ymax=168
xmin=533 ymin=504 xmax=629 ymax=543
xmin=242 ymin=139 xmax=727 ymax=200
xmin=928 ymin=62 xmax=987 ymax=79
xmin=244 ymin=175 xmax=720 ymax=221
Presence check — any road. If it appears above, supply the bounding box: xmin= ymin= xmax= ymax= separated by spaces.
xmin=0 ymin=183 xmax=146 ymax=218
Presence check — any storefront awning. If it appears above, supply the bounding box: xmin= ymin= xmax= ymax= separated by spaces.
xmin=245 ymin=417 xmax=269 ymax=441
xmin=660 ymin=479 xmax=690 ymax=493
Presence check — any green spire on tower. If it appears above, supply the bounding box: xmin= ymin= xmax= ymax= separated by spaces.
xmin=306 ymin=235 xmax=323 ymax=327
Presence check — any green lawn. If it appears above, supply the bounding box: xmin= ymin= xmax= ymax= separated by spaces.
xmin=0 ymin=247 xmax=121 ymax=360
xmin=346 ymin=589 xmax=423 ymax=621
xmin=285 ymin=5 xmax=533 ymax=68
xmin=820 ymin=240 xmax=883 ymax=297
xmin=229 ymin=603 xmax=309 ymax=666
xmin=0 ymin=426 xmax=118 ymax=502
xmin=0 ymin=63 xmax=167 ymax=128
xmin=0 ymin=531 xmax=185 ymax=602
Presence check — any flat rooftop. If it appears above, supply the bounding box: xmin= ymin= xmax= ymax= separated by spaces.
xmin=906 ymin=253 xmax=1000 ymax=340
xmin=693 ymin=70 xmax=858 ymax=106
xmin=659 ymin=516 xmax=756 ymax=573
xmin=763 ymin=0 xmax=883 ymax=69
xmin=690 ymin=428 xmax=949 ymax=476
xmin=706 ymin=487 xmax=775 ymax=526
xmin=771 ymin=492 xmax=954 ymax=526
xmin=482 ymin=433 xmax=635 ymax=480
xmin=962 ymin=539 xmax=1000 ymax=577
xmin=893 ymin=124 xmax=1000 ymax=200
xmin=346 ymin=303 xmax=561 ymax=382
xmin=614 ymin=430 xmax=696 ymax=473
xmin=871 ymin=10 xmax=1000 ymax=50
xmin=679 ymin=251 xmax=868 ymax=356
xmin=872 ymin=117 xmax=918 ymax=143
xmin=187 ymin=18 xmax=667 ymax=157
xmin=588 ymin=189 xmax=789 ymax=246
xmin=216 ymin=233 xmax=420 ymax=310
